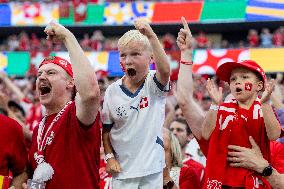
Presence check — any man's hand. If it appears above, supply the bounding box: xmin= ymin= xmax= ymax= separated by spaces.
xmin=206 ymin=78 xmax=223 ymax=105
xmin=134 ymin=18 xmax=156 ymax=39
xmin=177 ymin=17 xmax=194 ymax=52
xmin=261 ymin=79 xmax=276 ymax=104
xmin=106 ymin=158 xmax=121 ymax=174
xmin=44 ymin=21 xmax=71 ymax=43
xmin=227 ymin=136 xmax=269 ymax=173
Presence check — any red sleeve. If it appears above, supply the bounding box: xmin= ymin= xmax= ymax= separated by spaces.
xmin=196 ymin=137 xmax=209 ymax=157
xmin=9 ymin=119 xmax=28 ymax=176
xmin=179 ymin=166 xmax=201 ymax=189
xmin=270 ymin=141 xmax=284 ymax=173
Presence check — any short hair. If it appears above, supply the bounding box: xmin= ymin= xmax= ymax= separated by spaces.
xmin=173 ymin=117 xmax=192 ymax=135
xmin=118 ymin=30 xmax=152 ymax=51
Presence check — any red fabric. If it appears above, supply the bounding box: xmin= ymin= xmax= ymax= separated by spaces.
xmin=99 ymin=159 xmax=112 ymax=189
xmin=26 ymin=102 xmax=42 ymax=132
xmin=0 ymin=115 xmax=27 ymax=176
xmin=29 ymin=102 xmax=100 ymax=189
xmin=180 ymin=165 xmax=201 ymax=189
xmin=205 ymin=99 xmax=271 ymax=188
xmin=270 ymin=141 xmax=284 ymax=173
xmin=183 ymin=158 xmax=205 ymax=184
xmin=39 ymin=56 xmax=73 ymax=77
xmin=248 ymin=34 xmax=259 ymax=47
xmin=73 ymin=0 xmax=87 ymax=22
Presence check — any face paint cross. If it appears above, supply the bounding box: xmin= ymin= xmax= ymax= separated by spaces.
xmin=245 ymin=82 xmax=253 ymax=91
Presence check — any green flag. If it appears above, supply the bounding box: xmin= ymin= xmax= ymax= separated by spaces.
xmin=201 ymin=0 xmax=247 ymax=22
xmin=7 ymin=52 xmax=30 ymax=76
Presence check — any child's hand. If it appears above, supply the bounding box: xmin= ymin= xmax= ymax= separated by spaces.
xmin=177 ymin=17 xmax=194 ymax=52
xmin=106 ymin=158 xmax=121 ymax=174
xmin=206 ymin=78 xmax=223 ymax=105
xmin=261 ymin=79 xmax=276 ymax=104
xmin=134 ymin=18 xmax=156 ymax=39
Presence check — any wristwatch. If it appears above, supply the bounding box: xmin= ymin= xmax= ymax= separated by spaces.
xmin=261 ymin=164 xmax=273 ymax=177
xmin=104 ymin=153 xmax=114 ymax=161
xmin=163 ymin=180 xmax=174 ymax=189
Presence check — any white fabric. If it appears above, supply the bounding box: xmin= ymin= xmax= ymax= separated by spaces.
xmin=185 ymin=138 xmax=207 ymax=166
xmin=170 ymin=167 xmax=181 ymax=188
xmin=111 ymin=171 xmax=163 ymax=189
xmin=102 ymin=71 xmax=169 ymax=179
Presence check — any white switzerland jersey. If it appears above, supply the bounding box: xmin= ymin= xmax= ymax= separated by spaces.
xmin=101 ymin=71 xmax=169 ymax=179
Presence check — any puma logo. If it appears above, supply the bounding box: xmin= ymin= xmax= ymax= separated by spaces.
xmin=130 ymin=106 xmax=139 ymax=112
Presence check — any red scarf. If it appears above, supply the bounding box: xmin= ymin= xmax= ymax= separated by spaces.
xmin=0 ymin=175 xmax=11 ymax=189
xmin=204 ymin=98 xmax=271 ymax=189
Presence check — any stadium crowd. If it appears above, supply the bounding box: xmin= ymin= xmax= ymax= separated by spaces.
xmin=0 ymin=18 xmax=283 ymax=189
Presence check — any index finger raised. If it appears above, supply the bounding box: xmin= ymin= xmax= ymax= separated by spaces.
xmin=181 ymin=17 xmax=191 ymax=35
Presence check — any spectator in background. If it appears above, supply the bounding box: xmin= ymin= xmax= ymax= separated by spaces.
xmin=169 ymin=118 xmax=205 ymax=185
xmin=247 ymin=29 xmax=259 ymax=47
xmin=7 ymin=35 xmax=19 ymax=51
xmin=80 ymin=33 xmax=91 ymax=51
xmin=162 ymin=33 xmax=176 ymax=51
xmin=260 ymin=28 xmax=272 ymax=48
xmin=0 ymin=114 xmax=28 ymax=189
xmin=196 ymin=31 xmax=209 ymax=49
xmin=30 ymin=33 xmax=41 ymax=51
xmin=273 ymin=29 xmax=283 ymax=47
xmin=163 ymin=128 xmax=200 ymax=189
xmin=91 ymin=30 xmax=104 ymax=51
xmin=19 ymin=32 xmax=30 ymax=51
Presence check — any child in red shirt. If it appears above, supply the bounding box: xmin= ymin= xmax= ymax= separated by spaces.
xmin=202 ymin=60 xmax=282 ymax=188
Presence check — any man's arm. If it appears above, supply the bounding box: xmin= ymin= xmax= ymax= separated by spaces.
xmin=44 ymin=21 xmax=100 ymax=125
xmin=134 ymin=19 xmax=170 ymax=86
xmin=228 ymin=136 xmax=284 ymax=189
xmin=176 ymin=17 xmax=205 ymax=140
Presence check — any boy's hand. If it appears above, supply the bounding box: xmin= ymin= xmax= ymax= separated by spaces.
xmin=106 ymin=158 xmax=121 ymax=174
xmin=261 ymin=79 xmax=276 ymax=104
xmin=44 ymin=21 xmax=71 ymax=43
xmin=177 ymin=17 xmax=194 ymax=52
xmin=134 ymin=18 xmax=156 ymax=39
xmin=206 ymin=78 xmax=223 ymax=105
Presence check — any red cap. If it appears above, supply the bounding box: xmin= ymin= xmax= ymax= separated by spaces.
xmin=216 ymin=60 xmax=266 ymax=83
xmin=39 ymin=56 xmax=73 ymax=77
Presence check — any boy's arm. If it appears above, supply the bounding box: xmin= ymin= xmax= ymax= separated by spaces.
xmin=134 ymin=19 xmax=170 ymax=86
xmin=176 ymin=17 xmax=205 ymax=140
xmin=201 ymin=79 xmax=223 ymax=140
xmin=102 ymin=128 xmax=121 ymax=174
xmin=261 ymin=80 xmax=281 ymax=140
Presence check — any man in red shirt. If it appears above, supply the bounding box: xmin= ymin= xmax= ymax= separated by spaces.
xmin=0 ymin=114 xmax=28 ymax=189
xmin=25 ymin=21 xmax=101 ymax=189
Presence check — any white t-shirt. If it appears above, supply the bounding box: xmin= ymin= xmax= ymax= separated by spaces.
xmin=101 ymin=71 xmax=169 ymax=179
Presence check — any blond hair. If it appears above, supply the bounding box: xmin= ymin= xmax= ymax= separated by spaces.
xmin=118 ymin=30 xmax=152 ymax=51
xmin=169 ymin=131 xmax=183 ymax=167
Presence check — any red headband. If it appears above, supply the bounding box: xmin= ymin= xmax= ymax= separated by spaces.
xmin=39 ymin=56 xmax=73 ymax=77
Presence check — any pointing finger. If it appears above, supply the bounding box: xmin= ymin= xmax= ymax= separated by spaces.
xmin=181 ymin=17 xmax=192 ymax=36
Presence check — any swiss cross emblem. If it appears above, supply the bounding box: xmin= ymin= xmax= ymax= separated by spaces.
xmin=140 ymin=97 xmax=148 ymax=109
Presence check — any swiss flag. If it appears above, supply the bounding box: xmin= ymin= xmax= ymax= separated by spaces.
xmin=140 ymin=97 xmax=148 ymax=109
xmin=73 ymin=0 xmax=87 ymax=22
xmin=23 ymin=3 xmax=40 ymax=18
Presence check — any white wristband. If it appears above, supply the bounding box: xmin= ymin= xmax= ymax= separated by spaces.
xmin=104 ymin=153 xmax=114 ymax=161
xmin=210 ymin=104 xmax=219 ymax=111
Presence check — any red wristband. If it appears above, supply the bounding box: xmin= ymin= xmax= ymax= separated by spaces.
xmin=180 ymin=60 xmax=193 ymax=65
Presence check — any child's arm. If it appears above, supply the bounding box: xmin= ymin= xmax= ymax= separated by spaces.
xmin=102 ymin=128 xmax=121 ymax=174
xmin=261 ymin=79 xmax=282 ymax=140
xmin=134 ymin=19 xmax=170 ymax=86
xmin=201 ymin=79 xmax=223 ymax=140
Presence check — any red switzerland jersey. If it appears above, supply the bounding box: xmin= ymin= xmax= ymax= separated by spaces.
xmin=29 ymin=102 xmax=101 ymax=189
xmin=179 ymin=165 xmax=201 ymax=189
xmin=0 ymin=114 xmax=27 ymax=176
xmin=270 ymin=141 xmax=284 ymax=173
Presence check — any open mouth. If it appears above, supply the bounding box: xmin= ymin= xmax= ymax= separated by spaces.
xmin=126 ymin=68 xmax=137 ymax=77
xmin=236 ymin=87 xmax=242 ymax=93
xmin=39 ymin=84 xmax=51 ymax=96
